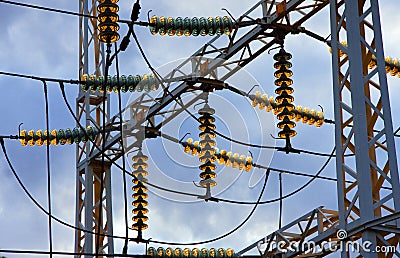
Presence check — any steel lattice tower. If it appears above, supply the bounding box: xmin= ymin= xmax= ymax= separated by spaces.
xmin=330 ymin=0 xmax=400 ymax=256
xmin=75 ymin=0 xmax=114 ymax=256
xmin=76 ymin=0 xmax=400 ymax=257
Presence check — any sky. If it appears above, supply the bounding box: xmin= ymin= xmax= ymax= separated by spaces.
xmin=0 ymin=0 xmax=400 ymax=257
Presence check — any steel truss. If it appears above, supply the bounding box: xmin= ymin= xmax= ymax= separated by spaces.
xmin=88 ymin=0 xmax=330 ymax=162
xmin=75 ymin=0 xmax=114 ymax=256
xmin=330 ymin=0 xmax=400 ymax=256
xmin=76 ymin=0 xmax=400 ymax=257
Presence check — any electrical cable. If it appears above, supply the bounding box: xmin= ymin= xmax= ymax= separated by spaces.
xmin=159 ymin=130 xmax=373 ymax=189
xmin=278 ymin=173 xmax=282 ymax=229
xmin=0 ymin=70 xmax=81 ymax=84
xmin=54 ymin=72 xmax=389 ymax=202
xmin=114 ymin=42 xmax=130 ymax=255
xmin=210 ymin=148 xmax=335 ymax=204
xmin=0 ymin=248 xmax=146 ymax=257
xmin=95 ymin=42 xmax=113 ymax=257
xmin=0 ymin=72 xmax=392 ymax=199
xmin=0 ymin=138 xmax=126 ymax=241
xmin=58 ymin=82 xmax=200 ymax=199
xmin=1 ymin=131 xmax=193 ymax=245
xmin=3 ymin=120 xmax=386 ymax=251
xmin=0 ymin=70 xmax=396 ymax=158
xmin=148 ymin=169 xmax=270 ymax=246
xmin=0 ymin=0 xmax=145 ymax=25
xmin=42 ymin=80 xmax=53 ymax=257
xmin=129 ymin=29 xmax=352 ymax=159
xmin=2 ymin=134 xmax=279 ymax=248
xmin=215 ymin=130 xmax=352 ymax=157
xmin=2 ymin=65 xmax=393 ymax=220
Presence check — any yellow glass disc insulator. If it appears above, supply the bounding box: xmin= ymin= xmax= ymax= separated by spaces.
xmin=35 ymin=130 xmax=44 ymax=146
xmin=245 ymin=156 xmax=253 ymax=172
xmin=278 ymin=125 xmax=297 ymax=139
xmin=19 ymin=130 xmax=28 ymax=146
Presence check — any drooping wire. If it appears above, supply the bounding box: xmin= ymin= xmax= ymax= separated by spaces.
xmin=114 ymin=42 xmax=130 ymax=255
xmin=149 ymin=169 xmax=270 ymax=246
xmin=2 ymin=83 xmax=339 ymax=248
xmin=0 ymin=0 xmax=140 ymax=25
xmin=59 ymin=80 xmax=390 ymax=203
xmin=58 ymin=82 xmax=199 ymax=200
xmin=0 ymin=248 xmax=145 ymax=257
xmin=129 ymin=31 xmax=348 ymax=159
xmin=0 ymin=70 xmax=81 ymax=84
xmin=1 ymin=134 xmax=192 ymax=243
xmin=95 ymin=42 xmax=112 ymax=257
xmin=2 ymin=134 xmax=296 ymax=247
xmin=60 ymin=83 xmax=372 ymax=205
xmin=2 ymin=126 xmax=378 ymax=252
xmin=0 ymin=138 xmax=125 ymax=240
xmin=211 ymin=148 xmax=335 ymax=205
xmin=3 ymin=71 xmax=392 ymax=207
xmin=278 ymin=173 xmax=283 ymax=229
xmin=42 ymin=80 xmax=53 ymax=257
xmin=0 ymin=70 xmax=393 ymax=158
xmin=1 ymin=73 xmax=391 ymax=194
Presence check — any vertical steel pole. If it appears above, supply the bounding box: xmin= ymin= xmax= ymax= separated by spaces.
xmin=330 ymin=0 xmax=400 ymax=257
xmin=76 ymin=0 xmax=113 ymax=256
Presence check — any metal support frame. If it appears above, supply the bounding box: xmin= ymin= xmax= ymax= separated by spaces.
xmin=238 ymin=208 xmax=400 ymax=257
xmin=74 ymin=0 xmax=330 ymax=254
xmin=75 ymin=0 xmax=114 ymax=256
xmin=238 ymin=207 xmax=340 ymax=257
xmin=74 ymin=0 xmax=400 ymax=257
xmin=88 ymin=0 xmax=330 ymax=161
xmin=330 ymin=0 xmax=400 ymax=256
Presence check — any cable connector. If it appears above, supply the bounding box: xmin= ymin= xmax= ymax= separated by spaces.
xmin=120 ymin=35 xmax=131 ymax=52
xmin=131 ymin=0 xmax=141 ymax=22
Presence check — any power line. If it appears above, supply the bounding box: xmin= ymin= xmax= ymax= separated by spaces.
xmin=0 ymin=0 xmax=149 ymax=25
xmin=115 ymin=42 xmax=130 ymax=255
xmin=0 ymin=71 xmax=392 ymax=192
xmin=0 ymin=66 xmax=393 ymax=238
xmin=0 ymin=248 xmax=147 ymax=257
xmin=1 ymin=134 xmax=277 ymax=247
xmin=159 ymin=132 xmax=388 ymax=190
xmin=278 ymin=173 xmax=283 ymax=230
xmin=0 ymin=70 xmax=81 ymax=84
xmin=0 ymin=69 xmax=356 ymax=158
xmin=210 ymin=148 xmax=335 ymax=204
xmin=148 ymin=169 xmax=270 ymax=246
xmin=0 ymin=138 xmax=125 ymax=241
xmin=58 ymin=81 xmax=267 ymax=246
xmin=128 ymin=30 xmax=355 ymax=159
xmin=42 ymin=80 xmax=53 ymax=257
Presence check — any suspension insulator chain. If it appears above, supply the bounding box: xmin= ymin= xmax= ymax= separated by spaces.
xmin=198 ymin=104 xmax=217 ymax=188
xmin=131 ymin=150 xmax=149 ymax=238
xmin=147 ymin=247 xmax=237 ymax=258
xmin=80 ymin=74 xmax=159 ymax=93
xmin=273 ymin=49 xmax=297 ymax=139
xmin=182 ymin=140 xmax=254 ymax=172
xmin=249 ymin=91 xmax=324 ymax=127
xmin=97 ymin=0 xmax=120 ymax=43
xmin=149 ymin=16 xmax=233 ymax=37
xmin=331 ymin=41 xmax=400 ymax=78
xmin=19 ymin=126 xmax=98 ymax=146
